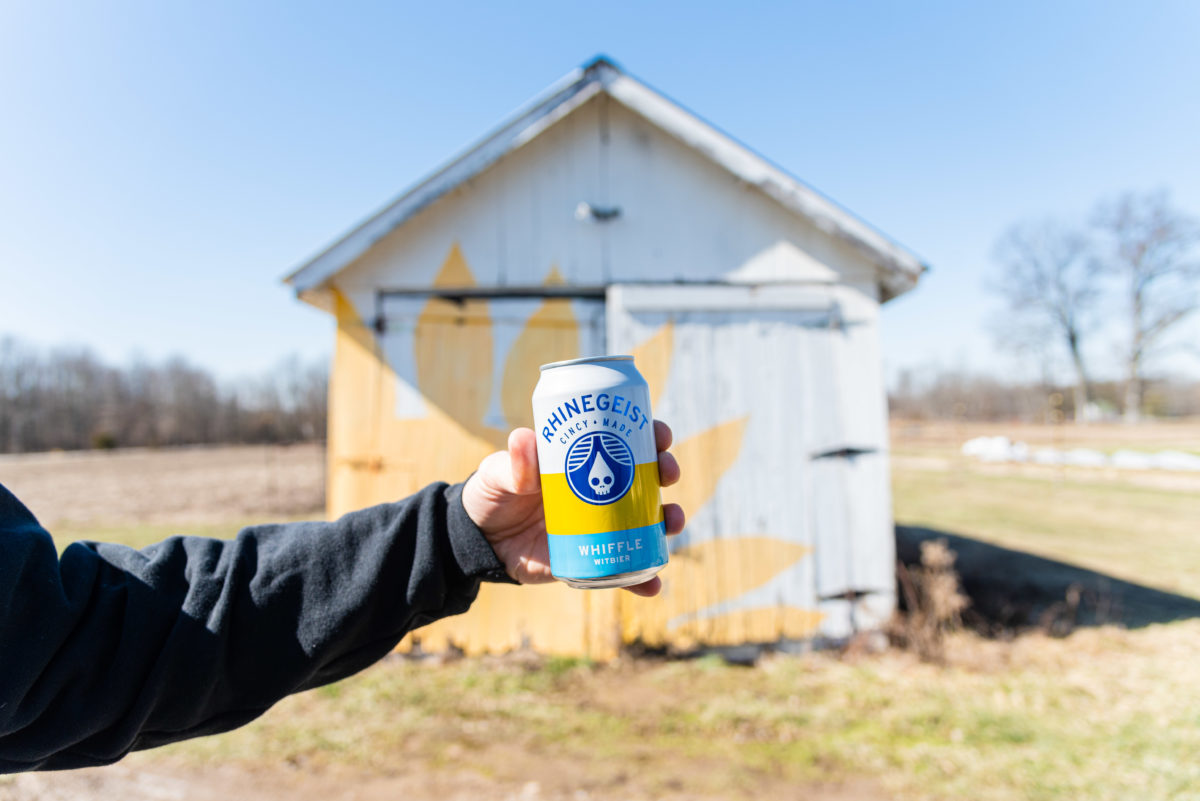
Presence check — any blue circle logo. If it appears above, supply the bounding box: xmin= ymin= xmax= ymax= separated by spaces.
xmin=564 ymin=432 xmax=635 ymax=505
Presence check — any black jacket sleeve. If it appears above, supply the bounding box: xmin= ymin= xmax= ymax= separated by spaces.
xmin=0 ymin=479 xmax=515 ymax=773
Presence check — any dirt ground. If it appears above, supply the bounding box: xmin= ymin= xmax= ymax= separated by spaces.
xmin=0 ymin=443 xmax=326 ymax=527
xmin=0 ymin=759 xmax=886 ymax=801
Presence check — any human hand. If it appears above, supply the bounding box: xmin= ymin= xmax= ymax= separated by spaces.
xmin=462 ymin=420 xmax=684 ymax=597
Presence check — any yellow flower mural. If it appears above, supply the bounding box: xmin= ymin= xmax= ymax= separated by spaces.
xmin=330 ymin=241 xmax=822 ymax=657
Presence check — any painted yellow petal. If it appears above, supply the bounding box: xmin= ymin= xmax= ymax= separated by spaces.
xmin=630 ymin=321 xmax=673 ymax=408
xmin=620 ymin=536 xmax=814 ymax=647
xmin=327 ymin=286 xmax=501 ymax=516
xmin=398 ymin=581 xmax=621 ymax=658
xmin=668 ymin=607 xmax=825 ymax=648
xmin=662 ymin=416 xmax=748 ymax=516
xmin=415 ymin=244 xmax=495 ymax=431
xmin=500 ymin=267 xmax=581 ymax=430
xmin=332 ymin=287 xmax=377 ymax=353
xmin=432 ymin=241 xmax=475 ymax=287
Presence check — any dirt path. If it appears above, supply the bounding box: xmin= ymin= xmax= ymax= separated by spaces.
xmin=0 ymin=761 xmax=888 ymax=801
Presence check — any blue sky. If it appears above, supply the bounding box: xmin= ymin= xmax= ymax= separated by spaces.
xmin=2 ymin=0 xmax=1198 ymax=385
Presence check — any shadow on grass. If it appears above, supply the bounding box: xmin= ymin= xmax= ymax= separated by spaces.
xmin=896 ymin=526 xmax=1200 ymax=632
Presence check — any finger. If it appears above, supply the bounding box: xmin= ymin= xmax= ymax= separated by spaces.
xmin=663 ymin=503 xmax=685 ymax=535
xmin=657 ymin=450 xmax=680 ymax=487
xmin=653 ymin=419 xmax=673 ymax=452
xmin=623 ymin=576 xmax=662 ymax=597
xmin=507 ymin=428 xmax=541 ymax=496
xmin=475 ymin=448 xmax=516 ymax=495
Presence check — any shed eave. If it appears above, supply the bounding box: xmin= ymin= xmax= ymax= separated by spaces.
xmin=284 ymin=61 xmax=616 ymax=295
xmin=601 ymin=73 xmax=927 ymax=301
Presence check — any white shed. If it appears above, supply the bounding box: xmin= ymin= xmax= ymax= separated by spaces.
xmin=287 ymin=56 xmax=925 ymax=658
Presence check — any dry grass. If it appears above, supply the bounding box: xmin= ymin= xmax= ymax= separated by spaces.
xmin=4 ymin=436 xmax=1198 ymax=800
xmin=893 ymin=539 xmax=970 ymax=661
xmin=105 ymin=621 xmax=1199 ymax=801
xmin=0 ymin=443 xmax=326 ymax=530
xmin=891 ymin=419 xmax=1200 ymax=457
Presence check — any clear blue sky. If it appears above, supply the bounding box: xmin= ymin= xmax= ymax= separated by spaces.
xmin=2 ymin=0 xmax=1198 ymax=384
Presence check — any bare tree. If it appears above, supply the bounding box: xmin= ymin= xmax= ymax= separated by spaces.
xmin=0 ymin=336 xmax=329 ymax=453
xmin=1092 ymin=191 xmax=1200 ymax=421
xmin=991 ymin=220 xmax=1101 ymax=422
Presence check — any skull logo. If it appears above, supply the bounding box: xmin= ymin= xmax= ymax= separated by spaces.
xmin=587 ymin=452 xmax=615 ymax=496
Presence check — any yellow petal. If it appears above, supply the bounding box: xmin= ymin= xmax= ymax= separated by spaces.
xmin=431 ymin=241 xmax=475 ymax=287
xmin=668 ymin=607 xmax=825 ymax=647
xmin=620 ymin=536 xmax=815 ymax=646
xmin=500 ymin=267 xmax=580 ymax=429
xmin=662 ymin=416 xmax=749 ymax=515
xmin=630 ymin=321 xmax=673 ymax=408
xmin=415 ymin=244 xmax=496 ymax=434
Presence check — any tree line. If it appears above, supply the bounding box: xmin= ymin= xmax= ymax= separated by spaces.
xmin=992 ymin=190 xmax=1199 ymax=422
xmin=889 ymin=369 xmax=1200 ymax=423
xmin=0 ymin=337 xmax=327 ymax=453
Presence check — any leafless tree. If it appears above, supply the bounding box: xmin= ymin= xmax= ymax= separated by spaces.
xmin=0 ymin=337 xmax=328 ymax=453
xmin=1092 ymin=191 xmax=1200 ymax=421
xmin=991 ymin=220 xmax=1101 ymax=422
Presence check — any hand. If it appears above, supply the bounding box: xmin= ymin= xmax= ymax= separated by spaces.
xmin=462 ymin=420 xmax=684 ymax=597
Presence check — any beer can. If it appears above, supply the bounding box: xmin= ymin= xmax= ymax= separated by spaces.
xmin=532 ymin=355 xmax=668 ymax=589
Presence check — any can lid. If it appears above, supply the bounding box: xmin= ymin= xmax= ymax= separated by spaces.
xmin=539 ymin=354 xmax=633 ymax=371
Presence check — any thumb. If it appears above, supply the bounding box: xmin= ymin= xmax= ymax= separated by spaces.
xmin=507 ymin=428 xmax=541 ymax=496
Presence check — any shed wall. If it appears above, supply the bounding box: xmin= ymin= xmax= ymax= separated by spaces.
xmin=319 ymin=90 xmax=896 ymax=656
xmin=326 ymin=275 xmax=893 ymax=655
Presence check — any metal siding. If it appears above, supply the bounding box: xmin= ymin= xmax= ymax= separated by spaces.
xmin=610 ymin=285 xmax=833 ymax=647
xmin=610 ymin=284 xmax=894 ymax=646
xmin=331 ymin=96 xmax=880 ymax=303
xmin=809 ymin=286 xmax=895 ymax=635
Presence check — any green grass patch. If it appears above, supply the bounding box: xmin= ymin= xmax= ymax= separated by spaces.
xmin=892 ymin=466 xmax=1200 ymax=599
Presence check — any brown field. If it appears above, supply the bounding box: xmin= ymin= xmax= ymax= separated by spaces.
xmin=0 ymin=443 xmax=326 ymax=539
xmin=2 ymin=431 xmax=1198 ymax=801
xmin=891 ymin=418 xmax=1200 ymax=454
xmin=890 ymin=419 xmax=1200 ymax=599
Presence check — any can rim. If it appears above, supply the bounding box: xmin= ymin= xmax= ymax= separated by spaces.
xmin=539 ymin=354 xmax=633 ymax=371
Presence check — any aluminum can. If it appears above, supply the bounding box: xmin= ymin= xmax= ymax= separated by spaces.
xmin=532 ymin=355 xmax=668 ymax=589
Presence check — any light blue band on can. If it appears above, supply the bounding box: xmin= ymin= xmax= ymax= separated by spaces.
xmin=548 ymin=521 xmax=668 ymax=580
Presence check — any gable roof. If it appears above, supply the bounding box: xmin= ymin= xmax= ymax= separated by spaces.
xmin=285 ymin=56 xmax=927 ymax=303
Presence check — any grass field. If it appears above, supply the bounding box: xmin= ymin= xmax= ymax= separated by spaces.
xmin=890 ymin=420 xmax=1200 ymax=599
xmin=2 ymin=435 xmax=1199 ymax=801
xmin=893 ymin=468 xmax=1200 ymax=599
xmin=115 ymin=624 xmax=1197 ymax=801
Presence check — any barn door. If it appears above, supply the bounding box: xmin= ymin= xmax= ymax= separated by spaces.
xmin=607 ymin=284 xmax=893 ymax=648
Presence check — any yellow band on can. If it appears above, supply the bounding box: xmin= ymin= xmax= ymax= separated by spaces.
xmin=540 ymin=461 xmax=663 ymax=536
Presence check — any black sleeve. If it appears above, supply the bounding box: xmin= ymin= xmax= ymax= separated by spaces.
xmin=0 ymin=480 xmax=515 ymax=773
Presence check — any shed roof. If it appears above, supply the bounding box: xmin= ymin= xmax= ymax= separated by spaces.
xmin=285 ymin=56 xmax=927 ymax=303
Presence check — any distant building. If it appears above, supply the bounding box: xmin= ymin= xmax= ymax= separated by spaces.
xmin=286 ymin=57 xmax=925 ymax=658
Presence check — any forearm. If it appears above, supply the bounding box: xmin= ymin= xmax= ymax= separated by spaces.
xmin=0 ymin=481 xmax=511 ymax=772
